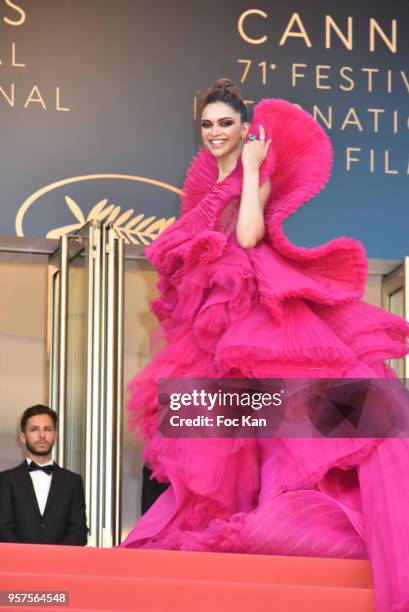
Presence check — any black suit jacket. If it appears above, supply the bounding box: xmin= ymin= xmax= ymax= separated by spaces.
xmin=0 ymin=462 xmax=88 ymax=545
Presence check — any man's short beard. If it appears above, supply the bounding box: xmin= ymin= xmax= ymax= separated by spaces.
xmin=25 ymin=441 xmax=53 ymax=457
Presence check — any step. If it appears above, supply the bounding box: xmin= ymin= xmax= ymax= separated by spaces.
xmin=0 ymin=543 xmax=374 ymax=611
xmin=0 ymin=544 xmax=372 ymax=588
xmin=0 ymin=571 xmax=373 ymax=612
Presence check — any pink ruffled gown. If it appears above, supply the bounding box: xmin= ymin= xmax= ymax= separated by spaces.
xmin=121 ymin=100 xmax=409 ymax=612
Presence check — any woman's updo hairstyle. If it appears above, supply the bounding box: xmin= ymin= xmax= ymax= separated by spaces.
xmin=201 ymin=78 xmax=248 ymax=123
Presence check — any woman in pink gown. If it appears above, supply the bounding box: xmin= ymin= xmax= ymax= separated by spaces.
xmin=121 ymin=80 xmax=409 ymax=611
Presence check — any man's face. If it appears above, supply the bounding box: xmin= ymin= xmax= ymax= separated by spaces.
xmin=20 ymin=414 xmax=57 ymax=458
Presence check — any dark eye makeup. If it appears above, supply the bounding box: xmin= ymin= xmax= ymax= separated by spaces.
xmin=201 ymin=119 xmax=235 ymax=128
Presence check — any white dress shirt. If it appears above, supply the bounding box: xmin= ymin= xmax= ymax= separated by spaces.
xmin=26 ymin=458 xmax=53 ymax=516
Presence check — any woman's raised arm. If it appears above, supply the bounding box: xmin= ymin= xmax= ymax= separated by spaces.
xmin=236 ymin=125 xmax=271 ymax=249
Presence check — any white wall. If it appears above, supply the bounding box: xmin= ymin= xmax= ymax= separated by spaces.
xmin=0 ymin=261 xmax=48 ymax=470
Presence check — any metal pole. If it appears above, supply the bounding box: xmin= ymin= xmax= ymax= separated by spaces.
xmin=114 ymin=235 xmax=124 ymax=545
xmin=57 ymin=236 xmax=68 ymax=467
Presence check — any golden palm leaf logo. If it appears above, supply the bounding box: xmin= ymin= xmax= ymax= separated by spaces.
xmin=15 ymin=174 xmax=181 ymax=243
xmin=46 ymin=196 xmax=176 ymax=245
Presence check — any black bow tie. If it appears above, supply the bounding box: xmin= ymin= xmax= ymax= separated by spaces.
xmin=28 ymin=462 xmax=54 ymax=475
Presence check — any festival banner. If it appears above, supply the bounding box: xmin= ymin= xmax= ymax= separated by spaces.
xmin=1 ymin=0 xmax=407 ymax=257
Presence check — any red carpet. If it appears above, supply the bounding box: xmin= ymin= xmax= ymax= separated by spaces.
xmin=0 ymin=544 xmax=373 ymax=611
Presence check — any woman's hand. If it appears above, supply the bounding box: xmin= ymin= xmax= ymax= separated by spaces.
xmin=241 ymin=124 xmax=271 ymax=171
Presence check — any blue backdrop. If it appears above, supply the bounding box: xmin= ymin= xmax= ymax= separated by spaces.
xmin=1 ymin=0 xmax=408 ymax=257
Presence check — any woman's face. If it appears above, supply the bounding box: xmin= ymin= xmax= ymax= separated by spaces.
xmin=201 ymin=102 xmax=248 ymax=159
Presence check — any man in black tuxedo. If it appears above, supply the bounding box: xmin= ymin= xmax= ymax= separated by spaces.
xmin=0 ymin=405 xmax=88 ymax=545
